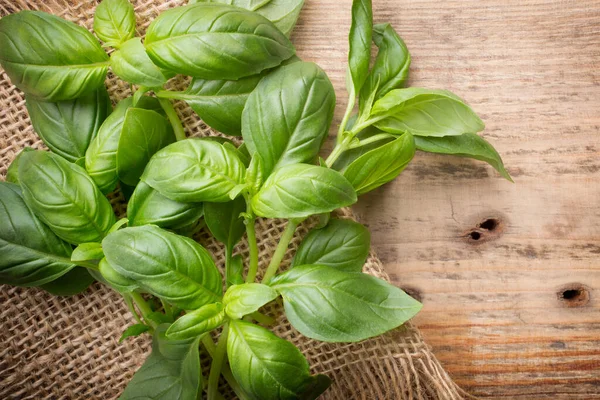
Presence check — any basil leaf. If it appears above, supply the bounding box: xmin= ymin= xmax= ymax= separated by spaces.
xmin=142 ymin=138 xmax=246 ymax=203
xmin=228 ymin=255 xmax=245 ymax=287
xmin=127 ymin=182 xmax=204 ymax=229
xmin=0 ymin=182 xmax=76 ymax=287
xmin=85 ymin=96 xmax=168 ymax=193
xmin=72 ymin=242 xmax=104 ymax=262
xmin=94 ymin=0 xmax=136 ymax=48
xmin=26 ymin=87 xmax=112 ymax=163
xmin=292 ymin=219 xmax=370 ymax=272
xmin=6 ymin=147 xmax=35 ymax=184
xmin=166 ymin=303 xmax=225 ymax=340
xmin=40 ymin=267 xmax=95 ymax=296
xmin=116 ymin=108 xmax=175 ymax=186
xmin=270 ymin=265 xmax=422 ymax=342
xmin=359 ymin=23 xmax=410 ymax=110
xmin=348 ymin=0 xmax=373 ymax=93
xmin=119 ymin=324 xmax=202 ymax=400
xmin=103 ymin=226 xmax=222 ymax=310
xmin=227 ymin=320 xmax=331 ymax=400
xmin=145 ymin=3 xmax=295 ymax=80
xmin=242 ymin=62 xmax=336 ymax=177
xmin=19 ymin=150 xmax=116 ymax=244
xmin=98 ymin=258 xmax=139 ymax=292
xmin=110 ymin=38 xmax=169 ymax=87
xmin=223 ymin=283 xmax=278 ymax=319
xmin=120 ymin=324 xmax=151 ymax=342
xmin=415 ymin=132 xmax=513 ymax=182
xmin=371 ymin=88 xmax=485 ymax=137
xmin=251 ymin=164 xmax=357 ymax=219
xmin=193 ymin=0 xmax=305 ymax=37
xmin=0 ymin=11 xmax=109 ymax=101
xmin=343 ymin=132 xmax=415 ymax=194
xmin=204 ymin=196 xmax=246 ymax=251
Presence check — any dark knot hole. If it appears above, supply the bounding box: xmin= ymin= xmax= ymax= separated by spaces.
xmin=558 ymin=284 xmax=590 ymax=307
xmin=480 ymin=218 xmax=499 ymax=231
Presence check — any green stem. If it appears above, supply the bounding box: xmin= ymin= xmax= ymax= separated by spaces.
xmin=261 ymin=220 xmax=299 ymax=284
xmin=75 ymin=260 xmax=100 ymax=271
xmin=245 ymin=216 xmax=259 ymax=284
xmin=123 ymin=294 xmax=144 ymax=325
xmin=130 ymin=292 xmax=158 ymax=329
xmin=160 ymin=298 xmax=173 ymax=320
xmin=250 ymin=311 xmax=275 ymax=326
xmin=347 ymin=132 xmax=395 ymax=149
xmin=337 ymin=87 xmax=356 ymax=143
xmin=208 ymin=324 xmax=229 ymax=400
xmin=201 ymin=336 xmax=249 ymax=400
xmin=157 ymin=98 xmax=186 ymax=141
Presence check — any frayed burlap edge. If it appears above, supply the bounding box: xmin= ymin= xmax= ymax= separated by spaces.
xmin=0 ymin=0 xmax=467 ymax=398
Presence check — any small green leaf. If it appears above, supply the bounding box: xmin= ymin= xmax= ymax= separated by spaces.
xmin=98 ymin=258 xmax=138 ymax=293
xmin=270 ymin=265 xmax=422 ymax=342
xmin=166 ymin=303 xmax=225 ymax=340
xmin=204 ymin=197 xmax=246 ymax=251
xmin=227 ymin=255 xmax=245 ymax=287
xmin=94 ymin=0 xmax=136 ymax=48
xmin=72 ymin=243 xmax=104 ymax=262
xmin=348 ymin=0 xmax=373 ymax=93
xmin=119 ymin=324 xmax=151 ymax=342
xmin=40 ymin=267 xmax=95 ymax=296
xmin=223 ymin=283 xmax=278 ymax=319
xmin=6 ymin=147 xmax=35 ymax=184
xmin=245 ymin=154 xmax=264 ymax=195
xmin=292 ymin=219 xmax=370 ymax=272
xmin=110 ymin=38 xmax=169 ymax=87
xmin=108 ymin=218 xmax=129 ymax=234
xmin=146 ymin=311 xmax=174 ymax=325
xmin=415 ymin=132 xmax=513 ymax=182
xmin=251 ymin=164 xmax=357 ymax=219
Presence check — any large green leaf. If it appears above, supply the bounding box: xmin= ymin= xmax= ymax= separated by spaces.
xmin=0 ymin=11 xmax=109 ymax=101
xmin=142 ymin=138 xmax=246 ymax=203
xmin=6 ymin=147 xmax=34 ymax=184
xmin=348 ymin=0 xmax=372 ymax=93
xmin=227 ymin=320 xmax=331 ymax=400
xmin=166 ymin=302 xmax=226 ymax=340
xmin=342 ymin=132 xmax=415 ymax=194
xmin=19 ymin=150 xmax=116 ymax=244
xmin=242 ymin=62 xmax=335 ymax=177
xmin=204 ymin=196 xmax=246 ymax=251
xmin=103 ymin=225 xmax=222 ymax=310
xmin=270 ymin=265 xmax=422 ymax=342
xmin=127 ymin=182 xmax=204 ymax=229
xmin=0 ymin=182 xmax=75 ymax=287
xmin=359 ymin=23 xmax=410 ymax=110
xmin=94 ymin=0 xmax=136 ymax=48
xmin=110 ymin=38 xmax=170 ymax=87
xmin=223 ymin=283 xmax=278 ymax=319
xmin=415 ymin=132 xmax=513 ymax=181
xmin=251 ymin=164 xmax=357 ymax=219
xmin=26 ymin=87 xmax=112 ymax=163
xmin=370 ymin=88 xmax=485 ymax=137
xmin=144 ymin=3 xmax=295 ymax=79
xmin=119 ymin=324 xmax=202 ymax=400
xmin=292 ymin=219 xmax=370 ymax=273
xmin=40 ymin=267 xmax=95 ymax=296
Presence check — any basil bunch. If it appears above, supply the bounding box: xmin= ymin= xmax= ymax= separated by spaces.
xmin=0 ymin=0 xmax=511 ymax=399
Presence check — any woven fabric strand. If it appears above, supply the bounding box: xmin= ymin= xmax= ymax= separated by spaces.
xmin=0 ymin=0 xmax=464 ymax=398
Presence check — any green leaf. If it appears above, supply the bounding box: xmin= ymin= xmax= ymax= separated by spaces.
xmin=103 ymin=225 xmax=222 ymax=310
xmin=348 ymin=0 xmax=373 ymax=93
xmin=6 ymin=147 xmax=35 ymax=184
xmin=342 ymin=132 xmax=415 ymax=194
xmin=26 ymin=87 xmax=112 ymax=163
xmin=292 ymin=219 xmax=370 ymax=272
xmin=0 ymin=11 xmax=109 ymax=101
xmin=120 ymin=324 xmax=151 ymax=342
xmin=72 ymin=242 xmax=104 ymax=262
xmin=142 ymin=138 xmax=246 ymax=203
xmin=146 ymin=311 xmax=175 ymax=325
xmin=359 ymin=23 xmax=410 ymax=111
xmin=370 ymin=88 xmax=485 ymax=137
xmin=127 ymin=182 xmax=204 ymax=229
xmin=415 ymin=132 xmax=513 ymax=182
xmin=144 ymin=3 xmax=295 ymax=80
xmin=245 ymin=153 xmax=264 ymax=195
xmin=110 ymin=38 xmax=169 ymax=87
xmin=228 ymin=255 xmax=245 ymax=287
xmin=85 ymin=96 xmax=170 ymax=193
xmin=204 ymin=196 xmax=246 ymax=251
xmin=227 ymin=320 xmax=331 ymax=400
xmin=242 ymin=61 xmax=336 ymax=177
xmin=193 ymin=0 xmax=305 ymax=37
xmin=251 ymin=164 xmax=357 ymax=219
xmin=19 ymin=150 xmax=116 ymax=244
xmin=223 ymin=283 xmax=278 ymax=320
xmin=0 ymin=182 xmax=76 ymax=287
xmin=94 ymin=0 xmax=136 ymax=48
xmin=116 ymin=108 xmax=175 ymax=186
xmin=119 ymin=324 xmax=202 ymax=400
xmin=98 ymin=258 xmax=138 ymax=292
xmin=40 ymin=267 xmax=95 ymax=296
xmin=166 ymin=303 xmax=225 ymax=340
xmin=270 ymin=264 xmax=422 ymax=342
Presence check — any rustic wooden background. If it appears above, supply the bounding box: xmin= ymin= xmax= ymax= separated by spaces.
xmin=295 ymin=0 xmax=600 ymax=398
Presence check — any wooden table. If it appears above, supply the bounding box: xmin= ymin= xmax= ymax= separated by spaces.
xmin=296 ymin=0 xmax=600 ymax=398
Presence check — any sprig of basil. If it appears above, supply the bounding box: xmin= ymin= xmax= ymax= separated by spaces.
xmin=94 ymin=0 xmax=136 ymax=48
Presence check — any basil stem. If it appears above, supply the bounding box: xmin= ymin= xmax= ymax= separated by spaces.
xmin=207 ymin=324 xmax=228 ymax=400
xmin=130 ymin=292 xmax=158 ymax=329
xmin=201 ymin=335 xmax=249 ymax=400
xmin=123 ymin=294 xmax=144 ymax=326
xmin=261 ymin=220 xmax=299 ymax=284
xmin=157 ymin=98 xmax=186 ymax=141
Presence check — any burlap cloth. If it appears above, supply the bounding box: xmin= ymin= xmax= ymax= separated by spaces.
xmin=0 ymin=0 xmax=467 ymax=398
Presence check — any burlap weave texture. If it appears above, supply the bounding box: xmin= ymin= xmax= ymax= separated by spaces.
xmin=0 ymin=1 xmax=465 ymax=398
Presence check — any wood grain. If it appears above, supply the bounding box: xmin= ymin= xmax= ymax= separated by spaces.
xmin=295 ymin=0 xmax=600 ymax=398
